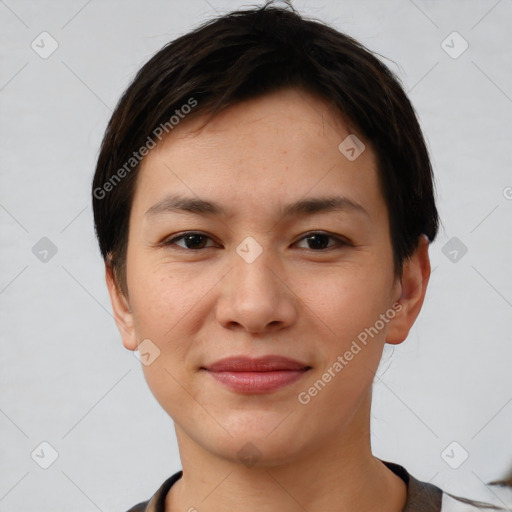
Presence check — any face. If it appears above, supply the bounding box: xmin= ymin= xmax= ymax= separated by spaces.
xmin=107 ymin=87 xmax=428 ymax=466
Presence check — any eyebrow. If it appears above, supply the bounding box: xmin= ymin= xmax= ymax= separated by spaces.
xmin=145 ymin=194 xmax=369 ymax=219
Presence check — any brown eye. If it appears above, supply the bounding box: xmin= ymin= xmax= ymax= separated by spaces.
xmin=295 ymin=232 xmax=349 ymax=250
xmin=163 ymin=232 xmax=217 ymax=250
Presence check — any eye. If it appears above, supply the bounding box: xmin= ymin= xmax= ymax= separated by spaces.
xmin=294 ymin=231 xmax=350 ymax=250
xmin=162 ymin=232 xmax=218 ymax=250
xmin=160 ymin=231 xmax=350 ymax=251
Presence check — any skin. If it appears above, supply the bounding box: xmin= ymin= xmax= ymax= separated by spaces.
xmin=106 ymin=87 xmax=431 ymax=512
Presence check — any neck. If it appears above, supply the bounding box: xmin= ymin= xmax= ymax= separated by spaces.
xmin=165 ymin=391 xmax=407 ymax=512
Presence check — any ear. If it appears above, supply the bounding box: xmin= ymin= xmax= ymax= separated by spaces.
xmin=105 ymin=262 xmax=138 ymax=351
xmin=386 ymin=235 xmax=431 ymax=345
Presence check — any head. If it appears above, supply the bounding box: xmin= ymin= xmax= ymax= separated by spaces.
xmin=92 ymin=2 xmax=439 ymax=465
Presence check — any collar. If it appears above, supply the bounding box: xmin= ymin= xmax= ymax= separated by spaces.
xmin=127 ymin=459 xmax=443 ymax=512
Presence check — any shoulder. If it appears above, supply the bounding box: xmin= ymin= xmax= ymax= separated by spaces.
xmin=381 ymin=459 xmax=507 ymax=512
xmin=122 ymin=470 xmax=183 ymax=512
xmin=124 ymin=501 xmax=150 ymax=512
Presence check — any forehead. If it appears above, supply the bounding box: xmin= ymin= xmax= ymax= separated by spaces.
xmin=162 ymin=88 xmax=354 ymax=154
xmin=132 ymin=87 xmax=383 ymax=220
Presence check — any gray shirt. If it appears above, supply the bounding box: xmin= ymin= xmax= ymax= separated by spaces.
xmin=124 ymin=459 xmax=502 ymax=511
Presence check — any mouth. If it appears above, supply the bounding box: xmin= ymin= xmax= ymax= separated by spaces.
xmin=200 ymin=355 xmax=312 ymax=394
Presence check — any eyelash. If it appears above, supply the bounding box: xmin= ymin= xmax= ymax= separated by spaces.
xmin=160 ymin=231 xmax=351 ymax=251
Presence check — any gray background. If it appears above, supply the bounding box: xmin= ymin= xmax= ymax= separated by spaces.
xmin=1 ymin=0 xmax=511 ymax=510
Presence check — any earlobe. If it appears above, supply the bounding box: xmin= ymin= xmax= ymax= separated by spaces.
xmin=105 ymin=263 xmax=138 ymax=351
xmin=386 ymin=235 xmax=431 ymax=345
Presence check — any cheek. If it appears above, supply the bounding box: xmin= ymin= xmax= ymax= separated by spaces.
xmin=129 ymin=268 xmax=201 ymax=413
xmin=306 ymin=266 xmax=392 ymax=342
xmin=127 ymin=261 xmax=225 ymax=380
xmin=128 ymin=261 xmax=202 ymax=334
xmin=297 ymin=271 xmax=389 ymax=414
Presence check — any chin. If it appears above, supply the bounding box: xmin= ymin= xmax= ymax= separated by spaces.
xmin=200 ymin=419 xmax=316 ymax=468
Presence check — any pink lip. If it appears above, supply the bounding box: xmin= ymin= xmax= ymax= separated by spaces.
xmin=201 ymin=356 xmax=311 ymax=394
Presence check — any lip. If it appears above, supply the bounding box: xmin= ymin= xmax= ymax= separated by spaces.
xmin=201 ymin=355 xmax=312 ymax=394
xmin=203 ymin=355 xmax=311 ymax=372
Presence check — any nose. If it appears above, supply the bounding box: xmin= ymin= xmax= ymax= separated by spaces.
xmin=215 ymin=247 xmax=298 ymax=334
